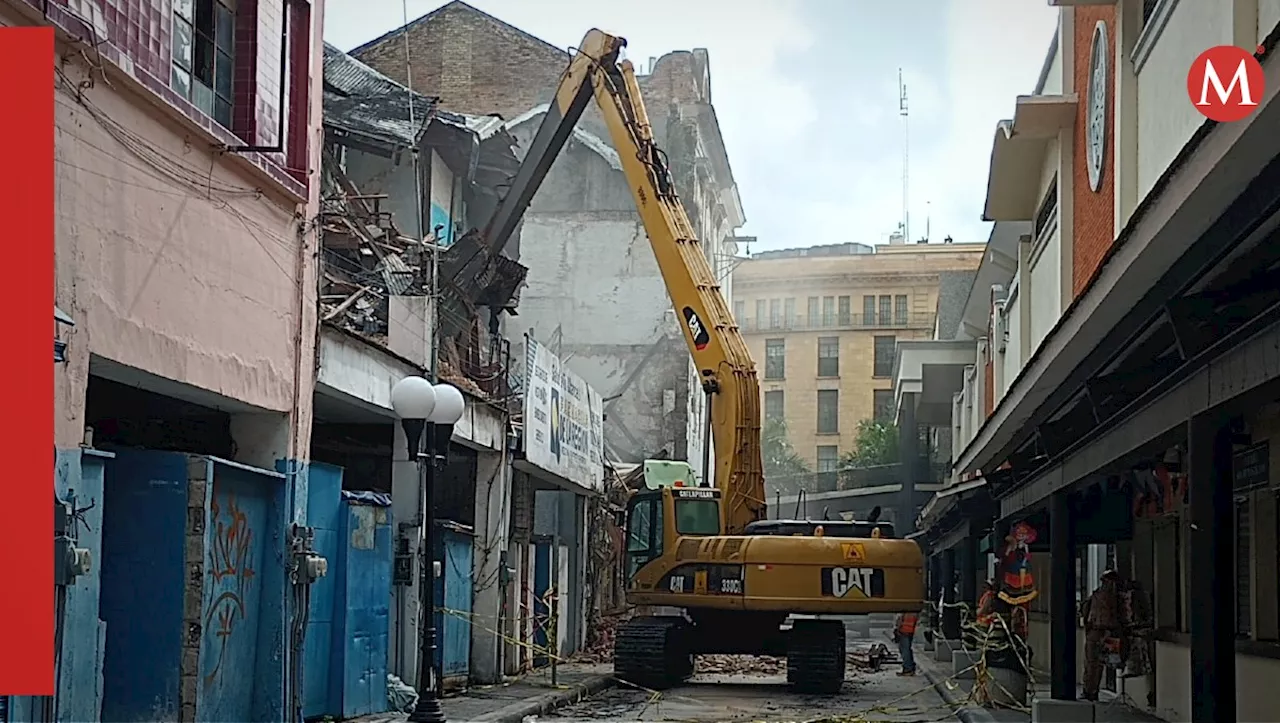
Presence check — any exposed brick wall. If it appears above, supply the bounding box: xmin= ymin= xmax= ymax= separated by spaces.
xmin=353 ymin=2 xmax=706 ymax=127
xmin=1071 ymin=5 xmax=1117 ymax=298
xmin=353 ymin=3 xmax=568 ymax=119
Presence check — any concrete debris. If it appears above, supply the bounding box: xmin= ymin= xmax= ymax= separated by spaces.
xmin=695 ymin=654 xmax=787 ymax=675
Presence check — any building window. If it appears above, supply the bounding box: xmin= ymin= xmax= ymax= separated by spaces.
xmin=1236 ymin=498 xmax=1252 ymax=637
xmin=817 ymin=390 xmax=839 ymax=435
xmin=765 ymin=339 xmax=786 ymax=380
xmin=837 ymin=296 xmax=851 ymax=326
xmin=733 ymin=300 xmax=745 ymax=322
xmin=818 ymin=337 xmax=839 ymax=377
xmin=873 ymin=389 xmax=895 ymax=423
xmin=173 ymin=0 xmax=236 ymax=128
xmin=816 ymin=445 xmax=840 ymax=473
xmin=863 ymin=295 xmax=876 ymax=326
xmin=822 ymin=296 xmax=835 ymax=327
xmin=879 ymin=295 xmax=892 ymax=326
xmin=895 ymin=295 xmax=908 ymax=325
xmin=755 ymin=299 xmax=766 ymax=327
xmin=764 ymin=390 xmax=784 ymax=420
xmin=807 ymin=297 xmax=820 ymax=328
xmin=769 ymin=299 xmax=782 ymax=329
xmin=783 ymin=298 xmax=796 ymax=328
xmin=873 ymin=336 xmax=896 ymax=378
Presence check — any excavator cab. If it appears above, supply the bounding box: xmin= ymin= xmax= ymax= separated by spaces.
xmin=624 ymin=460 xmax=720 ymax=582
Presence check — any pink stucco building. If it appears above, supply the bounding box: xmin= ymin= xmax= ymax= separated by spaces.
xmin=11 ymin=0 xmax=325 ymax=719
xmin=13 ymin=0 xmax=325 ymax=465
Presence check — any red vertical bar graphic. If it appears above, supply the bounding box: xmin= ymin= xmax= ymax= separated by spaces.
xmin=0 ymin=27 xmax=55 ymax=695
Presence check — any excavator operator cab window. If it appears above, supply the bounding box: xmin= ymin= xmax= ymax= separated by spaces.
xmin=675 ymin=499 xmax=720 ymax=536
xmin=625 ymin=491 xmax=664 ymax=580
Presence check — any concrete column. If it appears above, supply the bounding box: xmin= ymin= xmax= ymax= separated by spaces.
xmin=940 ymin=548 xmax=960 ymax=640
xmin=1049 ymin=490 xmax=1077 ymax=700
xmin=898 ymin=392 xmax=918 ymax=536
xmin=470 ymin=449 xmax=510 ymax=684
xmin=1187 ymin=413 xmax=1236 ymax=723
xmin=927 ymin=554 xmax=941 ymax=632
xmin=389 ymin=421 xmax=422 ymax=686
xmin=960 ymin=532 xmax=979 ymax=614
xmin=229 ymin=412 xmax=291 ymax=470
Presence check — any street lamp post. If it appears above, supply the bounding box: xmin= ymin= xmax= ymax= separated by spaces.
xmin=391 ymin=376 xmax=466 ymax=723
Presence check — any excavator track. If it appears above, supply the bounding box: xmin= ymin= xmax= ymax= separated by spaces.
xmin=613 ymin=616 xmax=693 ymax=689
xmin=786 ymin=619 xmax=846 ymax=694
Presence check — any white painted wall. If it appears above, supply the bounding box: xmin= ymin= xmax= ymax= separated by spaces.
xmin=1133 ymin=0 xmax=1233 ymax=201
xmin=1029 ymin=231 xmax=1062 ymax=353
xmin=1002 ymin=285 xmax=1023 ymax=398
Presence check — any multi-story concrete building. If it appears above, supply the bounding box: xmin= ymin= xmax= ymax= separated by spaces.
xmin=733 ymin=241 xmax=984 ymax=476
xmin=904 ymin=2 xmax=1280 ymax=721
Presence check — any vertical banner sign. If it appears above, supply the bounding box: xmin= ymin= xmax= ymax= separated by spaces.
xmin=522 ymin=337 xmax=604 ymax=491
xmin=0 ymin=27 xmax=56 ymax=694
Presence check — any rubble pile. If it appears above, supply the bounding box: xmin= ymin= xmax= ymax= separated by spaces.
xmin=696 ymin=654 xmax=786 ymax=675
xmin=573 ymin=610 xmax=632 ymax=664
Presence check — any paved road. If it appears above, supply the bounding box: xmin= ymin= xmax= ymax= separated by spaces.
xmin=543 ymin=665 xmax=955 ymax=722
xmin=545 ymin=617 xmax=956 ymax=723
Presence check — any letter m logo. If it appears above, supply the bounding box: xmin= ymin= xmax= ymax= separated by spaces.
xmin=1188 ymin=45 xmax=1266 ymax=123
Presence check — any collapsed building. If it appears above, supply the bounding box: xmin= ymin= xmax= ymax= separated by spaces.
xmin=350 ymin=0 xmax=746 ymax=479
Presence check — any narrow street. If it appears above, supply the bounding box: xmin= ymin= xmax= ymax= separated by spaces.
xmin=546 ymin=617 xmax=956 ymax=723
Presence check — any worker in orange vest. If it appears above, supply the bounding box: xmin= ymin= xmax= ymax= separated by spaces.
xmin=892 ymin=610 xmax=920 ymax=676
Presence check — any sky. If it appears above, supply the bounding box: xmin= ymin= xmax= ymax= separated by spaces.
xmin=322 ymin=0 xmax=1059 ymax=253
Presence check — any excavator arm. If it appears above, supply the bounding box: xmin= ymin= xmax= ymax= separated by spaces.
xmin=483 ymin=30 xmax=765 ymax=533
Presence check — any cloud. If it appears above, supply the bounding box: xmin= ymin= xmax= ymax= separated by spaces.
xmin=322 ymin=0 xmax=1057 ymax=252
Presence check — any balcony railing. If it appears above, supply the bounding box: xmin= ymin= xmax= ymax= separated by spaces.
xmin=737 ymin=312 xmax=936 ymax=334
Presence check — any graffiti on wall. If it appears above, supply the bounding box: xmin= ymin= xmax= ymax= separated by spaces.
xmin=203 ymin=492 xmax=256 ymax=686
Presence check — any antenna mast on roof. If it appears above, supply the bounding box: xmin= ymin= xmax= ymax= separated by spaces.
xmin=899 ymin=68 xmax=910 ymax=248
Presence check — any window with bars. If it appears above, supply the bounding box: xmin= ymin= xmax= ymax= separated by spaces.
xmin=769 ymin=299 xmax=782 ymax=329
xmin=822 ymin=297 xmax=835 ymax=326
xmin=837 ymin=296 xmax=851 ymax=326
xmin=816 ymin=445 xmax=840 ymax=473
xmin=879 ymin=295 xmax=892 ymax=326
xmin=733 ymin=300 xmax=745 ymax=322
xmin=755 ymin=300 xmax=766 ymax=327
xmin=784 ymin=298 xmax=796 ymax=328
xmin=817 ymin=337 xmax=840 ymax=377
xmin=764 ymin=390 xmax=784 ymax=420
xmin=1237 ymin=498 xmax=1252 ymax=637
xmin=863 ymin=295 xmax=877 ymax=326
xmin=764 ymin=339 xmax=786 ymax=379
xmin=817 ymin=390 xmax=839 ymax=435
xmin=873 ymin=389 xmax=894 ymax=423
xmin=895 ymin=295 xmax=908 ymax=325
xmin=172 ymin=0 xmax=236 ymax=128
xmin=873 ymin=336 xmax=896 ymax=378
xmin=807 ymin=297 xmax=820 ymax=328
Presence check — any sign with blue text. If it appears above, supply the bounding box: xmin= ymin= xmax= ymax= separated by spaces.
xmin=523 ymin=337 xmax=604 ymax=491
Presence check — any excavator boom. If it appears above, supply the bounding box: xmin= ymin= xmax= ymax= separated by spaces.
xmin=482 ymin=30 xmax=766 ymax=533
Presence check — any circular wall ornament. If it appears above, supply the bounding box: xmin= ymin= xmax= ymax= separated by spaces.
xmin=1087 ymin=21 xmax=1109 ymax=193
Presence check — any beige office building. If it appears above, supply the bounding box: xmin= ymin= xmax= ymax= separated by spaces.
xmin=733 ymin=240 xmax=985 ymax=472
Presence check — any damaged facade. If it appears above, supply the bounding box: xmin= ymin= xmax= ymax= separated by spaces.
xmin=311 ymin=43 xmax=525 ymax=697
xmin=351 ymin=0 xmax=746 ymax=482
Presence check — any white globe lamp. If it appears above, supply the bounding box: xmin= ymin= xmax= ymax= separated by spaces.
xmin=429 ymin=383 xmax=466 ymax=425
xmin=391 ymin=375 xmax=437 ymax=420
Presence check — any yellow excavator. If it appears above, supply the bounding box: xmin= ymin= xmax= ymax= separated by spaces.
xmin=482 ymin=29 xmax=924 ymax=693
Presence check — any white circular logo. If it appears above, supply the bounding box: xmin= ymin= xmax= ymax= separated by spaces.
xmin=1087 ymin=21 xmax=1109 ymax=193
